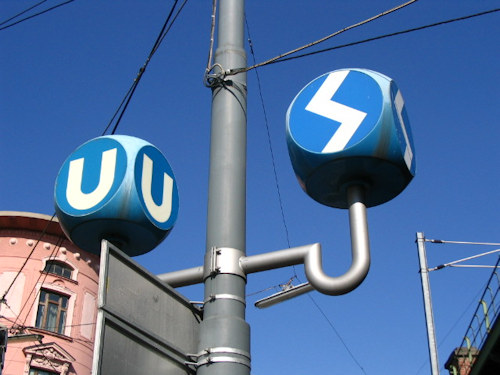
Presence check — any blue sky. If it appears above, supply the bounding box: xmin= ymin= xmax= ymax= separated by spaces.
xmin=1 ymin=1 xmax=499 ymax=374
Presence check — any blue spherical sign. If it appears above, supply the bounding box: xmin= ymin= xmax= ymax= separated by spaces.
xmin=286 ymin=68 xmax=416 ymax=208
xmin=54 ymin=135 xmax=179 ymax=256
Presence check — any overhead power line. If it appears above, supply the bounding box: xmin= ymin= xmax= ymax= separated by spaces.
xmin=230 ymin=0 xmax=419 ymax=75
xmin=273 ymin=8 xmax=500 ymax=66
xmin=0 ymin=0 xmax=48 ymax=26
xmin=0 ymin=213 xmax=56 ymax=306
xmin=17 ymin=238 xmax=65 ymax=332
xmin=245 ymin=18 xmax=292 ymax=250
xmin=102 ymin=0 xmax=188 ymax=136
xmin=427 ymin=238 xmax=500 ymax=246
xmin=429 ymin=248 xmax=500 ymax=272
xmin=0 ymin=0 xmax=76 ymax=31
xmin=230 ymin=7 xmax=499 ymax=74
xmin=245 ymin=15 xmax=367 ymax=375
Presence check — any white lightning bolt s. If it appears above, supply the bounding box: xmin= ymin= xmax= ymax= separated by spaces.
xmin=305 ymin=71 xmax=367 ymax=153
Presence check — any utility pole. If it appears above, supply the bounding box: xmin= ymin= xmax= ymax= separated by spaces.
xmin=198 ymin=1 xmax=250 ymax=374
xmin=416 ymin=232 xmax=440 ymax=375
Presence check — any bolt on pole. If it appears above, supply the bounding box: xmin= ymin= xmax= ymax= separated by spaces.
xmin=198 ymin=1 xmax=250 ymax=374
xmin=416 ymin=232 xmax=440 ymax=375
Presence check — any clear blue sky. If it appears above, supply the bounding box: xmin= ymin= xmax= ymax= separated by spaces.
xmin=1 ymin=1 xmax=499 ymax=374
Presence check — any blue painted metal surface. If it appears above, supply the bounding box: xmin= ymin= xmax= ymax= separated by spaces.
xmin=286 ymin=68 xmax=416 ymax=208
xmin=54 ymin=135 xmax=179 ymax=256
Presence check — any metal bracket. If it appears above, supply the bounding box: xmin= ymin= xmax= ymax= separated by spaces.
xmin=204 ymin=247 xmax=245 ymax=280
xmin=159 ymin=186 xmax=371 ymax=304
xmin=204 ymin=63 xmax=227 ymax=88
xmin=186 ymin=347 xmax=251 ymax=369
xmin=204 ymin=294 xmax=246 ymax=306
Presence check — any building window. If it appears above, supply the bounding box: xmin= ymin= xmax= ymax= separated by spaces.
xmin=29 ymin=368 xmax=58 ymax=375
xmin=43 ymin=261 xmax=73 ymax=279
xmin=35 ymin=290 xmax=68 ymax=334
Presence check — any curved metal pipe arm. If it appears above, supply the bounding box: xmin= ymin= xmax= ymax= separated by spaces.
xmin=159 ymin=186 xmax=371 ymax=298
xmin=304 ymin=185 xmax=370 ymax=295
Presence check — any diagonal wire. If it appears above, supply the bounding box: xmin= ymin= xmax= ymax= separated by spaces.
xmin=414 ymin=281 xmax=486 ymax=375
xmin=251 ymin=8 xmax=500 ymax=69
xmin=231 ymin=0 xmax=419 ymax=75
xmin=206 ymin=0 xmax=218 ymax=73
xmin=107 ymin=0 xmax=181 ymax=135
xmin=427 ymin=238 xmax=500 ymax=246
xmin=429 ymin=248 xmax=500 ymax=272
xmin=13 ymin=237 xmax=63 ymax=332
xmin=245 ymin=18 xmax=292 ymax=251
xmin=307 ymin=293 xmax=368 ymax=374
xmin=0 ymin=213 xmax=56 ymax=305
xmin=0 ymin=0 xmax=48 ymax=26
xmin=246 ymin=16 xmax=367 ymax=375
xmin=102 ymin=0 xmax=188 ymax=136
xmin=0 ymin=0 xmax=75 ymax=31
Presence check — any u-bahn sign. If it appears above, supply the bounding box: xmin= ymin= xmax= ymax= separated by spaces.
xmin=54 ymin=135 xmax=179 ymax=256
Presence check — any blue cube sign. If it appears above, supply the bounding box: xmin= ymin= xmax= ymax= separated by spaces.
xmin=286 ymin=68 xmax=415 ymax=208
xmin=55 ymin=135 xmax=179 ymax=256
xmin=288 ymin=70 xmax=383 ymax=154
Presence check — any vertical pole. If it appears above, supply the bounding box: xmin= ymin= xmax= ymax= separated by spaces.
xmin=198 ymin=1 xmax=249 ymax=375
xmin=416 ymin=232 xmax=440 ymax=375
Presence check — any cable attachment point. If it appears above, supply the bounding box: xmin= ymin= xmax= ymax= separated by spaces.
xmin=204 ymin=63 xmax=227 ymax=88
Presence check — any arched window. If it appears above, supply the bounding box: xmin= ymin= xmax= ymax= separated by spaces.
xmin=43 ymin=261 xmax=73 ymax=279
xmin=35 ymin=289 xmax=68 ymax=334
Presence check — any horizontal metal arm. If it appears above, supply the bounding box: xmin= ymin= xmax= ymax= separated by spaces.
xmin=157 ymin=266 xmax=204 ymax=288
xmin=159 ymin=185 xmax=370 ymax=298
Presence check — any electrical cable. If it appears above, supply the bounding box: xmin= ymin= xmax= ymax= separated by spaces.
xmin=307 ymin=293 xmax=368 ymax=374
xmin=1 ymin=213 xmax=57 ymax=306
xmin=102 ymin=0 xmax=188 ymax=136
xmin=429 ymin=248 xmax=500 ymax=272
xmin=3 ymin=0 xmax=189 ymax=349
xmin=246 ymin=277 xmax=297 ymax=297
xmin=13 ymin=237 xmax=63 ymax=333
xmin=427 ymin=238 xmax=500 ymax=246
xmin=246 ymin=16 xmax=367 ymax=375
xmin=245 ymin=18 xmax=292 ymax=251
xmin=414 ymin=241 xmax=500 ymax=374
xmin=414 ymin=281 xmax=487 ymax=375
xmin=448 ymin=264 xmax=498 ymax=269
xmin=0 ymin=0 xmax=75 ymax=31
xmin=0 ymin=0 xmax=48 ymax=26
xmin=230 ymin=0 xmax=419 ymax=75
xmin=104 ymin=0 xmax=181 ymax=134
xmin=232 ymin=7 xmax=499 ymax=74
xmin=206 ymin=0 xmax=218 ymax=74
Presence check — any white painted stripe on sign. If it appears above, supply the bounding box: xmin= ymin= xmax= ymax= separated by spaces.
xmin=305 ymin=71 xmax=367 ymax=153
xmin=141 ymin=154 xmax=173 ymax=223
xmin=394 ymin=90 xmax=413 ymax=170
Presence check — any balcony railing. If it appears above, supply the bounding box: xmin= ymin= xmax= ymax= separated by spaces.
xmin=447 ymin=255 xmax=500 ymax=375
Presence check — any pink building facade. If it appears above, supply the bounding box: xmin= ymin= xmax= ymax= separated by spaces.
xmin=0 ymin=212 xmax=100 ymax=375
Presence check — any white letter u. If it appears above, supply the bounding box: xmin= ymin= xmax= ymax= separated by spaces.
xmin=66 ymin=148 xmax=117 ymax=210
xmin=141 ymin=154 xmax=173 ymax=223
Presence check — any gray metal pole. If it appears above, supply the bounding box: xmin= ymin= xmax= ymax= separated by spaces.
xmin=416 ymin=232 xmax=440 ymax=375
xmin=198 ymin=1 xmax=249 ymax=374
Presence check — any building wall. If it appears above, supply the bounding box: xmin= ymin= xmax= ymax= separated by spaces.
xmin=0 ymin=212 xmax=100 ymax=375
